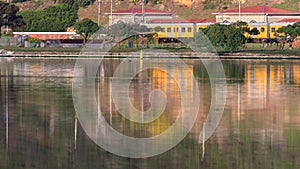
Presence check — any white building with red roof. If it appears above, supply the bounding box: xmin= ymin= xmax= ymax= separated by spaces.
xmin=212 ymin=5 xmax=300 ymax=23
xmin=108 ymin=8 xmax=173 ymax=25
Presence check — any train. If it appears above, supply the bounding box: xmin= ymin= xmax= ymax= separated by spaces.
xmin=141 ymin=19 xmax=297 ymax=41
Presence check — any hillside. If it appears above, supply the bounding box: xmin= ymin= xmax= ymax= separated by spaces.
xmin=14 ymin=0 xmax=300 ymax=25
xmin=78 ymin=0 xmax=300 ymax=24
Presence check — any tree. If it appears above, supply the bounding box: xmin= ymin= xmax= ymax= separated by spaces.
xmin=60 ymin=0 xmax=95 ymax=7
xmin=198 ymin=23 xmax=245 ymax=52
xmin=277 ymin=22 xmax=300 ymax=41
xmin=108 ymin=21 xmax=148 ymax=43
xmin=74 ymin=18 xmax=99 ymax=43
xmin=20 ymin=3 xmax=78 ymax=32
xmin=91 ymin=22 xmax=150 ymax=49
xmin=232 ymin=21 xmax=249 ymax=32
xmin=0 ymin=2 xmax=25 ymax=37
xmin=225 ymin=26 xmax=246 ymax=51
xmin=109 ymin=21 xmax=148 ymax=38
xmin=248 ymin=27 xmax=260 ymax=37
xmin=12 ymin=0 xmax=27 ymax=3
xmin=232 ymin=21 xmax=259 ymax=47
xmin=76 ymin=0 xmax=95 ymax=7
xmin=154 ymin=26 xmax=162 ymax=32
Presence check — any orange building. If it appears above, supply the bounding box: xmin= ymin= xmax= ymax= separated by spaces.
xmin=12 ymin=32 xmax=79 ymax=40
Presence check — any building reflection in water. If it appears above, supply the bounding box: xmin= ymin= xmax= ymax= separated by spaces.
xmin=209 ymin=61 xmax=300 ymax=167
xmin=48 ymin=58 xmax=300 ymax=153
xmin=98 ymin=59 xmax=198 ymax=138
xmin=1 ymin=59 xmax=300 ymax=168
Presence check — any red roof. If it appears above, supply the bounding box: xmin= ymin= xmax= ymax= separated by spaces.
xmin=219 ymin=6 xmax=300 ymax=14
xmin=148 ymin=18 xmax=215 ymax=23
xmin=278 ymin=19 xmax=300 ymax=22
xmin=112 ymin=8 xmax=172 ymax=15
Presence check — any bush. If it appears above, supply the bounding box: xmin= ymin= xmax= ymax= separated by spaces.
xmin=28 ymin=37 xmax=41 ymax=43
xmin=12 ymin=0 xmax=27 ymax=3
xmin=77 ymin=0 xmax=95 ymax=7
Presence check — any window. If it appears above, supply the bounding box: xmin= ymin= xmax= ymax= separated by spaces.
xmin=260 ymin=27 xmax=265 ymax=32
xmin=161 ymin=28 xmax=165 ymax=32
xmin=174 ymin=28 xmax=179 ymax=32
xmin=167 ymin=28 xmax=171 ymax=32
xmin=187 ymin=27 xmax=192 ymax=32
xmin=271 ymin=28 xmax=276 ymax=32
xmin=181 ymin=27 xmax=186 ymax=32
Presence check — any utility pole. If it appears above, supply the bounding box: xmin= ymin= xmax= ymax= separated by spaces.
xmin=238 ymin=0 xmax=241 ymax=21
xmin=110 ymin=0 xmax=113 ymax=26
xmin=98 ymin=0 xmax=101 ymax=27
xmin=142 ymin=0 xmax=145 ymax=23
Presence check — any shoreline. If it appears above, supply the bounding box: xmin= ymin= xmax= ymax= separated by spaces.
xmin=1 ymin=50 xmax=300 ymax=59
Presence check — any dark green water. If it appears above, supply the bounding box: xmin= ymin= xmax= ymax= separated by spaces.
xmin=1 ymin=58 xmax=300 ymax=169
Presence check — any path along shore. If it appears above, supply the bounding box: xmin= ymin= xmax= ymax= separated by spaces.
xmin=1 ymin=50 xmax=300 ymax=59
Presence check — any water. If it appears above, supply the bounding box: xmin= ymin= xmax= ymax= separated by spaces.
xmin=1 ymin=58 xmax=300 ymax=169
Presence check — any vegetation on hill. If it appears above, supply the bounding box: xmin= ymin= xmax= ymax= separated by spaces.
xmin=272 ymin=0 xmax=299 ymax=11
xmin=12 ymin=0 xmax=27 ymax=3
xmin=202 ymin=0 xmax=231 ymax=11
xmin=0 ymin=1 xmax=25 ymax=37
xmin=10 ymin=0 xmax=300 ymax=27
xmin=13 ymin=0 xmax=95 ymax=7
xmin=19 ymin=2 xmax=78 ymax=31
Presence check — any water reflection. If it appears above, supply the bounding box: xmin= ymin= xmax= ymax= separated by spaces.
xmin=0 ymin=58 xmax=300 ymax=168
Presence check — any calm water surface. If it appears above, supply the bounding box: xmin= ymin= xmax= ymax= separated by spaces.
xmin=0 ymin=58 xmax=300 ymax=169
